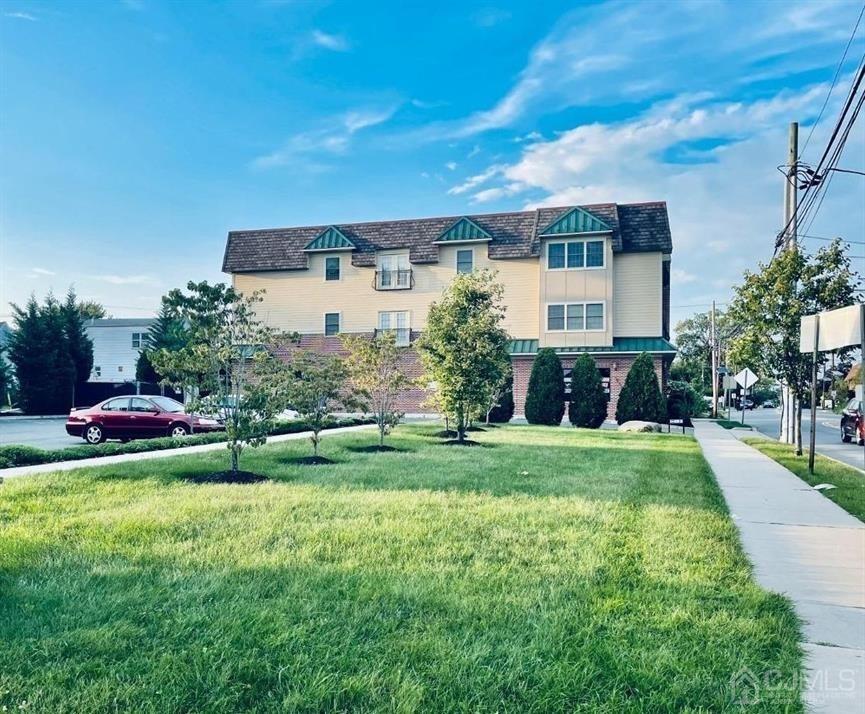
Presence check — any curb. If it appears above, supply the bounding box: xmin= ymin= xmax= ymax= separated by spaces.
xmin=0 ymin=424 xmax=378 ymax=480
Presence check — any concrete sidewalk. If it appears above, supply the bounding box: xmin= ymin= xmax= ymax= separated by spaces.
xmin=693 ymin=421 xmax=865 ymax=713
xmin=0 ymin=423 xmax=377 ymax=479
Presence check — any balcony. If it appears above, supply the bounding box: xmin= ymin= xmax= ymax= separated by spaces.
xmin=374 ymin=269 xmax=413 ymax=290
xmin=374 ymin=327 xmax=412 ymax=346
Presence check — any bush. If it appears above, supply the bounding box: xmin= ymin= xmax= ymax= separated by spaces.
xmin=487 ymin=375 xmax=515 ymax=423
xmin=666 ymin=380 xmax=706 ymax=419
xmin=525 ymin=348 xmax=565 ymax=425
xmin=615 ymin=352 xmax=667 ymax=425
xmin=568 ymin=354 xmax=608 ymax=428
xmin=0 ymin=417 xmax=374 ymax=469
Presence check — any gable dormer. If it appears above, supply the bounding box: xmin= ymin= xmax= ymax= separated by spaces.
xmin=434 ymin=217 xmax=492 ymax=244
xmin=538 ymin=207 xmax=612 ymax=237
xmin=304 ymin=226 xmax=356 ymax=252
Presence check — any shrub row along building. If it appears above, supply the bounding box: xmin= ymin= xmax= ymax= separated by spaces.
xmin=222 ymin=203 xmax=675 ymax=418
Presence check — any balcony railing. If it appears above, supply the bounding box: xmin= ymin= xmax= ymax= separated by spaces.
xmin=374 ymin=269 xmax=413 ymax=290
xmin=374 ymin=327 xmax=412 ymax=346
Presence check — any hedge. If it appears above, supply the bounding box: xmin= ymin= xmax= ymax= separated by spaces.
xmin=0 ymin=417 xmax=374 ymax=469
xmin=525 ymin=348 xmax=565 ymax=426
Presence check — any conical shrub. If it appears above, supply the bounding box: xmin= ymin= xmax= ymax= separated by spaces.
xmin=568 ymin=353 xmax=608 ymax=428
xmin=525 ymin=348 xmax=565 ymax=425
xmin=615 ymin=352 xmax=667 ymax=424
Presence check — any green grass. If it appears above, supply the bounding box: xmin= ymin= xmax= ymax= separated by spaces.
xmin=1 ymin=425 xmax=802 ymax=712
xmin=713 ymin=419 xmax=752 ymax=430
xmin=743 ymin=437 xmax=865 ymax=522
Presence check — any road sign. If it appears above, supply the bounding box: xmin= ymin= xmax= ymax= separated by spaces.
xmin=734 ymin=368 xmax=758 ymax=389
xmin=800 ymin=304 xmax=864 ymax=353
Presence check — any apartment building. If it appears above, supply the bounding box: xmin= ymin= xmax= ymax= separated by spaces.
xmin=223 ymin=203 xmax=676 ymax=418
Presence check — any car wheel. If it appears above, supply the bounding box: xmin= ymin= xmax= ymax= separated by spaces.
xmin=84 ymin=424 xmax=105 ymax=445
xmin=842 ymin=426 xmax=852 ymax=443
xmin=169 ymin=424 xmax=190 ymax=438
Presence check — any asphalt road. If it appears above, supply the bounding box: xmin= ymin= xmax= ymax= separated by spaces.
xmin=736 ymin=406 xmax=865 ymax=472
xmin=0 ymin=417 xmax=85 ymax=451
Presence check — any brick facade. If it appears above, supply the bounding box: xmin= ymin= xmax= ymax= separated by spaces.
xmin=281 ymin=334 xmax=669 ymax=420
xmin=512 ymin=354 xmax=666 ymax=421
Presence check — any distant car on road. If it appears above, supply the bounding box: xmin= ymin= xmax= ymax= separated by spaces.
xmin=741 ymin=399 xmax=755 ymax=410
xmin=762 ymin=400 xmax=776 ymax=409
xmin=840 ymin=398 xmax=864 ymax=446
xmin=66 ymin=396 xmax=224 ymax=445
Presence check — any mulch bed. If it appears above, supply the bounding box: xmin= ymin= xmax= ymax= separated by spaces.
xmin=465 ymin=426 xmax=487 ymax=432
xmin=440 ymin=439 xmax=481 ymax=447
xmin=431 ymin=430 xmax=459 ymax=439
xmin=291 ymin=455 xmax=336 ymax=466
xmin=347 ymin=444 xmax=402 ymax=453
xmin=187 ymin=470 xmax=269 ymax=484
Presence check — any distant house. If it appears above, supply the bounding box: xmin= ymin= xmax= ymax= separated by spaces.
xmin=84 ymin=318 xmax=156 ymax=384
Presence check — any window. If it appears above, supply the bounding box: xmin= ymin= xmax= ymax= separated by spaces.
xmin=546 ymin=302 xmax=605 ymax=331
xmin=377 ymin=253 xmax=411 ymax=289
xmin=547 ymin=239 xmax=605 ymax=270
xmin=378 ymin=311 xmax=410 ymax=346
xmin=325 ymin=256 xmax=340 ymax=281
xmin=130 ymin=397 xmax=156 ymax=412
xmin=94 ymin=366 xmax=101 ymax=377
xmin=132 ymin=332 xmax=142 ymax=348
xmin=102 ymin=398 xmax=130 ymax=412
xmin=456 ymin=248 xmax=474 ymax=274
xmin=324 ymin=313 xmax=340 ymax=336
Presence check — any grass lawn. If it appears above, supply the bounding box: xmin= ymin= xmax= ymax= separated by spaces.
xmin=1 ymin=425 xmax=802 ymax=712
xmin=743 ymin=437 xmax=865 ymax=522
xmin=714 ymin=418 xmax=752 ymax=430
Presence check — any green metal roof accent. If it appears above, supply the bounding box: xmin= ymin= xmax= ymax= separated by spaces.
xmin=434 ymin=217 xmax=492 ymax=243
xmin=304 ymin=226 xmax=356 ymax=251
xmin=507 ymin=337 xmax=677 ymax=355
xmin=539 ymin=207 xmax=612 ymax=236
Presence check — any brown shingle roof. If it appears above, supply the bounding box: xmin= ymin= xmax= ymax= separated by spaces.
xmin=222 ymin=202 xmax=672 ymax=273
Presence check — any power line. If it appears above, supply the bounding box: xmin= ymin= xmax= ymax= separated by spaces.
xmin=799 ymin=233 xmax=865 ymax=245
xmin=799 ymin=1 xmax=865 ymax=157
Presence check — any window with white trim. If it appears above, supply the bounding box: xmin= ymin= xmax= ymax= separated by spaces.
xmin=547 ymin=239 xmax=605 ymax=270
xmin=324 ymin=312 xmax=340 ymax=336
xmin=546 ymin=302 xmax=605 ymax=332
xmin=378 ymin=310 xmax=410 ymax=346
xmin=325 ymin=256 xmax=340 ymax=281
xmin=456 ymin=248 xmax=474 ymax=274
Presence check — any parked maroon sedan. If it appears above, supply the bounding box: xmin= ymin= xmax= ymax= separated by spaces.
xmin=66 ymin=396 xmax=223 ymax=445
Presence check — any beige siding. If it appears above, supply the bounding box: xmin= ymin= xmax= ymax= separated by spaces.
xmin=612 ymin=252 xmax=662 ymax=336
xmin=538 ymin=237 xmax=614 ymax=347
xmin=232 ymin=244 xmax=539 ymax=339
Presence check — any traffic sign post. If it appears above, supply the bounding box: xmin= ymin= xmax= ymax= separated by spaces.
xmin=734 ymin=368 xmax=758 ymax=425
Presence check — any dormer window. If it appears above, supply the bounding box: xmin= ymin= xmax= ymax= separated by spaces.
xmin=325 ymin=256 xmax=340 ymax=281
xmin=547 ymin=239 xmax=605 ymax=270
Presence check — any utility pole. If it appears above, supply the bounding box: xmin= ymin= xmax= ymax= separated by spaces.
xmin=780 ymin=122 xmax=798 ymax=443
xmin=711 ymin=300 xmax=718 ymax=418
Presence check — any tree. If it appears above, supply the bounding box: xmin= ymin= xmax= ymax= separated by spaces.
xmin=615 ymin=352 xmax=666 ymax=424
xmin=666 ymin=380 xmax=706 ymax=419
xmin=674 ymin=309 xmax=739 ymax=394
xmin=485 ymin=370 xmax=515 ymax=423
xmin=341 ymin=331 xmax=410 ymax=447
xmin=62 ymin=289 xmax=94 ymax=405
xmin=136 ymin=302 xmax=189 ymax=383
xmin=279 ymin=350 xmax=350 ymax=457
xmin=417 ymin=270 xmax=510 ymax=442
xmin=7 ymin=294 xmax=77 ymax=414
xmin=524 ymin=348 xmax=565 ymax=425
xmin=77 ymin=301 xmax=108 ymax=320
xmin=150 ymin=281 xmax=284 ymax=476
xmin=568 ymin=354 xmax=607 ymax=428
xmin=0 ymin=347 xmax=13 ymax=408
xmin=728 ymin=240 xmax=860 ymax=454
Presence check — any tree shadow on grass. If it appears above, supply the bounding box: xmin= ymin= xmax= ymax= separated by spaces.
xmin=345 ymin=445 xmax=408 ymax=454
xmin=286 ymin=455 xmax=337 ymax=466
xmin=185 ymin=470 xmax=269 ymax=484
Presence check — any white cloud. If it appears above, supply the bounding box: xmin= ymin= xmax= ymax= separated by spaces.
xmin=93 ymin=274 xmax=158 ymax=286
xmin=445 ymin=161 xmax=457 ymax=171
xmin=4 ymin=11 xmax=37 ymax=21
xmin=252 ymin=105 xmax=398 ymax=169
xmin=31 ymin=267 xmax=55 ymax=276
xmin=467 ymin=145 xmax=481 ymax=158
xmin=310 ymin=30 xmax=349 ymax=52
xmin=470 ymin=183 xmax=525 ymax=204
xmin=446 ymin=164 xmax=505 ymax=195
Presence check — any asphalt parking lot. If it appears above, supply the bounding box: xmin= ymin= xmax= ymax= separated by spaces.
xmin=0 ymin=417 xmax=84 ymax=451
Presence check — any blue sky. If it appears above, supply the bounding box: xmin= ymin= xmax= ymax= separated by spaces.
xmin=1 ymin=0 xmax=863 ymax=328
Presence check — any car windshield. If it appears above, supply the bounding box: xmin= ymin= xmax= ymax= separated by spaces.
xmin=149 ymin=396 xmax=185 ymax=413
